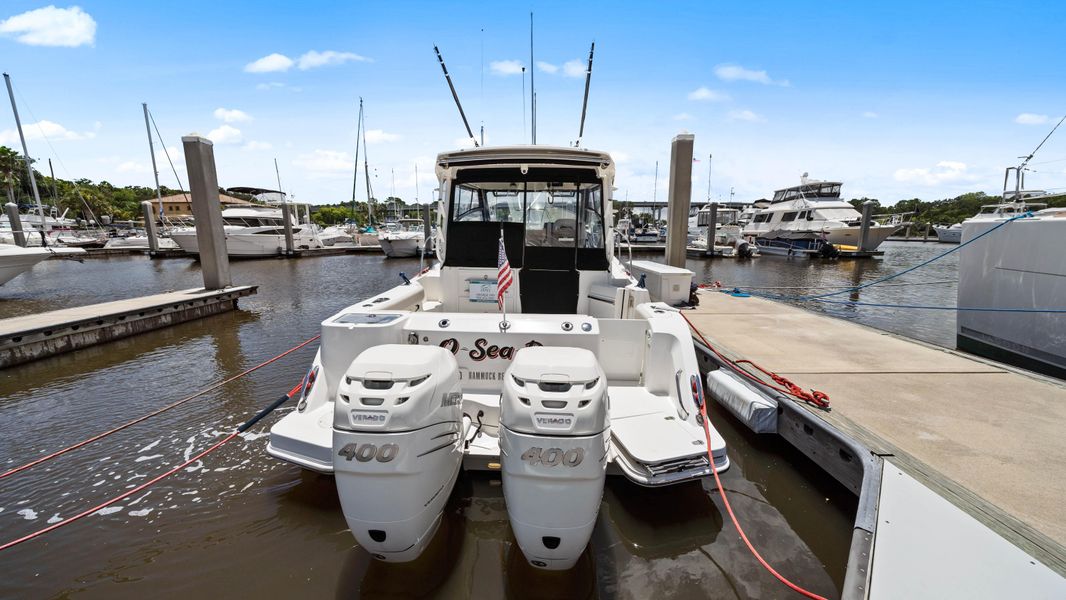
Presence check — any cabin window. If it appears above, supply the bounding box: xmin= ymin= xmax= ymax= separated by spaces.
xmin=526 ymin=182 xmax=603 ymax=248
xmin=451 ymin=183 xmax=524 ymax=223
xmin=753 ymin=213 xmax=770 ymax=223
xmin=781 ymin=212 xmax=798 ymax=222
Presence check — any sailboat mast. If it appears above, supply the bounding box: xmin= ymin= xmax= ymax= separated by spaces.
xmin=351 ymin=98 xmax=363 ymax=222
xmin=362 ymin=109 xmax=373 ymax=227
xmin=530 ymin=12 xmax=536 ymax=144
xmin=142 ymin=103 xmax=164 ymax=219
xmin=415 ymin=163 xmax=420 ymax=220
xmin=3 ymin=73 xmax=48 ymax=233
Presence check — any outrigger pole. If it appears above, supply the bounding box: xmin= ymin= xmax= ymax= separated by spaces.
xmin=574 ymin=42 xmax=595 ymax=148
xmin=433 ymin=45 xmax=479 ymax=148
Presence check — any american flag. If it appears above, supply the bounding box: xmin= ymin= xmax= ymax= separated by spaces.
xmin=497 ymin=236 xmax=512 ymax=309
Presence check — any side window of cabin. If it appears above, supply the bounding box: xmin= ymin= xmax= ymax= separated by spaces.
xmin=781 ymin=212 xmax=798 ymax=222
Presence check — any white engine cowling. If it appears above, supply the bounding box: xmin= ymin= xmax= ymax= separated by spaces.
xmin=500 ymin=346 xmax=609 ymax=570
xmin=332 ymin=344 xmax=463 ymax=562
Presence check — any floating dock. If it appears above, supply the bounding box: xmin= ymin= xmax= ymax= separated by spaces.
xmin=0 ymin=286 xmax=257 ymax=368
xmin=687 ymin=290 xmax=1066 ymax=597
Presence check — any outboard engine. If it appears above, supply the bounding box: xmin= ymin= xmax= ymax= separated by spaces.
xmin=500 ymin=347 xmax=609 ymax=570
xmin=735 ymin=238 xmax=754 ymax=259
xmin=332 ymin=344 xmax=463 ymax=562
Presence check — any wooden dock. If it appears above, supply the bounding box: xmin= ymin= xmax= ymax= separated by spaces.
xmin=686 ymin=290 xmax=1066 ymax=578
xmin=0 ymin=286 xmax=257 ymax=368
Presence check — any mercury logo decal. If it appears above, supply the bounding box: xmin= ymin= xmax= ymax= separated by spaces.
xmin=439 ymin=338 xmax=542 ymax=361
xmin=440 ymin=391 xmax=462 ymax=407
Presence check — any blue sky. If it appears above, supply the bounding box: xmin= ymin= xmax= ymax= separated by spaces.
xmin=1 ymin=1 xmax=1065 ymax=206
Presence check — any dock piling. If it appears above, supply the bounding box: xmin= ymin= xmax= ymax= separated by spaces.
xmin=666 ymin=133 xmax=695 ymax=267
xmin=140 ymin=201 xmax=160 ymax=253
xmin=707 ymin=202 xmax=718 ymax=257
xmin=3 ymin=202 xmax=26 ymax=247
xmin=282 ymin=202 xmax=295 ymax=255
xmin=858 ymin=200 xmax=875 ymax=251
xmin=182 ymin=135 xmax=231 ymax=289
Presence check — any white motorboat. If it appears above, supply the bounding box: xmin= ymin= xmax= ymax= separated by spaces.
xmin=688 ymin=205 xmax=757 ymax=257
xmin=170 ymin=205 xmax=323 ymax=257
xmin=0 ymin=243 xmax=85 ymax=285
xmin=378 ymin=219 xmax=430 ymax=258
xmin=933 ymin=223 xmax=962 ymax=243
xmin=267 ymin=146 xmax=729 ymax=570
xmin=102 ymin=234 xmax=180 ymax=250
xmin=743 ymin=174 xmax=898 ymax=256
xmin=317 ymin=224 xmax=357 ymax=246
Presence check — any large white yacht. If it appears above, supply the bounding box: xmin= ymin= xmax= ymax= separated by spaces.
xmin=742 ymin=174 xmax=897 ymax=256
xmin=170 ymin=205 xmax=322 ymax=257
xmin=267 ymin=146 xmax=728 ymax=570
xmin=956 ymin=160 xmax=1066 ymax=378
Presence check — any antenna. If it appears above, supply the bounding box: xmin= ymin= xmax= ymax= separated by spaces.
xmin=480 ymin=27 xmax=485 ymax=147
xmin=433 ymin=45 xmax=478 ymax=147
xmin=706 ymin=153 xmax=712 ymax=202
xmin=530 ymin=12 xmax=536 ymax=144
xmin=574 ymin=42 xmax=595 ymax=147
xmin=1005 ymin=112 xmax=1065 ymax=200
xmin=522 ymin=67 xmax=527 ymax=142
xmin=1021 ymin=113 xmax=1066 ymax=170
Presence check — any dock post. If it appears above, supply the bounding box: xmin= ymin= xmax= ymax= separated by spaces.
xmin=923 ymin=223 xmax=930 ymax=242
xmin=665 ymin=133 xmax=695 ymax=268
xmin=182 ymin=135 xmax=231 ymax=289
xmin=140 ymin=201 xmax=160 ymax=253
xmin=422 ymin=204 xmax=432 ymax=251
xmin=4 ymin=202 xmax=26 ymax=247
xmin=706 ymin=202 xmax=718 ymax=257
xmin=282 ymin=202 xmax=295 ymax=255
xmin=858 ymin=200 xmax=875 ymax=251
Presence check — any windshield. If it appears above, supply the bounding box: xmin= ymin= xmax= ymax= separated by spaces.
xmin=450 ymin=176 xmax=604 ymax=249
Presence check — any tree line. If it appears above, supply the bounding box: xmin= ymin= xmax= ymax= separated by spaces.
xmin=848 ymin=191 xmax=1066 ymax=225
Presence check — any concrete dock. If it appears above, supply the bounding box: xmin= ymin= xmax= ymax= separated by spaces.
xmin=686 ymin=289 xmax=1066 ymax=583
xmin=0 ymin=286 xmax=257 ymax=368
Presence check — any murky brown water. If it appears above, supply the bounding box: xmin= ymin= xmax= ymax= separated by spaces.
xmin=0 ymin=247 xmax=941 ymax=598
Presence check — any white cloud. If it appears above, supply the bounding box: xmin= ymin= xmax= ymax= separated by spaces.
xmin=862 ymin=111 xmax=879 ymax=119
xmin=536 ymin=61 xmax=558 ymax=74
xmin=297 ymin=50 xmax=370 ymax=70
xmin=244 ymin=53 xmax=294 ymax=73
xmin=116 ymin=161 xmax=149 ymax=174
xmin=1015 ymin=113 xmax=1049 ymax=125
xmin=727 ymin=109 xmax=765 ymax=123
xmin=0 ymin=120 xmax=94 ymax=144
xmin=206 ymin=125 xmax=242 ymax=145
xmin=673 ymin=113 xmax=693 ymax=121
xmin=256 ymin=82 xmax=285 ymax=90
xmin=687 ymin=87 xmax=729 ymax=102
xmin=894 ymin=160 xmax=978 ymax=186
xmin=0 ymin=6 xmax=96 ymax=47
xmin=609 ymin=150 xmax=631 ymax=164
xmin=213 ymin=108 xmax=252 ymax=123
xmin=364 ymin=129 xmax=400 ymax=144
xmin=563 ymin=59 xmax=587 ymax=78
xmin=714 ymin=64 xmax=788 ymax=86
xmin=243 ymin=141 xmax=272 ymax=150
xmin=292 ymin=149 xmax=354 ymax=178
xmin=490 ymin=60 xmax=524 ymax=76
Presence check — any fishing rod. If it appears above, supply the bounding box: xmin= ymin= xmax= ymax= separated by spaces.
xmin=574 ymin=42 xmax=595 ymax=148
xmin=433 ymin=45 xmax=479 ymax=148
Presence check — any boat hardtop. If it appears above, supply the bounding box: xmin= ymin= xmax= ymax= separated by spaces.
xmin=267 ymin=144 xmax=729 ymax=570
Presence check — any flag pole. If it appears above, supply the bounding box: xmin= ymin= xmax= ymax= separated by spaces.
xmin=499 ymin=225 xmax=509 ymax=330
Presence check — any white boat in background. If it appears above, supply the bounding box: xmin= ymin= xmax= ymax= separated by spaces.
xmin=933 ymin=223 xmax=962 ymax=243
xmin=170 ymin=205 xmax=323 ymax=257
xmin=957 ymin=205 xmax=1066 ymax=378
xmin=103 ymin=234 xmax=180 ymax=250
xmin=318 ymin=224 xmax=356 ymax=246
xmin=743 ymin=174 xmax=898 ymax=256
xmin=267 ymin=146 xmax=728 ymax=570
xmin=688 ymin=205 xmax=757 ymax=257
xmin=0 ymin=244 xmax=85 ymax=285
xmin=378 ymin=219 xmax=430 ymax=257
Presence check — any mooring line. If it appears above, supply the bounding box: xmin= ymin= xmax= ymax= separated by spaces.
xmin=0 ymin=382 xmax=303 ymax=552
xmin=697 ymin=397 xmax=828 ymax=599
xmin=0 ymin=335 xmax=320 ymax=481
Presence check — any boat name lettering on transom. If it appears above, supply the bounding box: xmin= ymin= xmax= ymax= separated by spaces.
xmin=438 ymin=338 xmax=543 ymax=361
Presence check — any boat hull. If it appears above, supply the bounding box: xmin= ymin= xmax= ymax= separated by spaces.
xmin=170 ymin=231 xmax=321 ymax=256
xmin=957 ymin=214 xmax=1066 ymax=378
xmin=379 ymin=236 xmax=421 ymax=258
xmin=0 ymin=246 xmax=52 ymax=285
